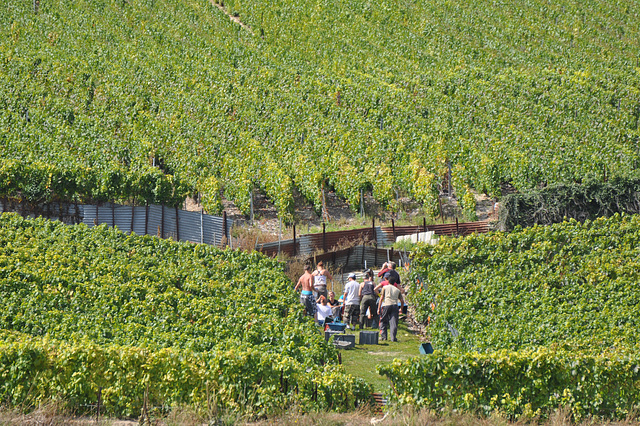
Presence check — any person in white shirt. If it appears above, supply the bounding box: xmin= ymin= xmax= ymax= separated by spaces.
xmin=343 ymin=273 xmax=361 ymax=328
xmin=316 ymin=295 xmax=333 ymax=325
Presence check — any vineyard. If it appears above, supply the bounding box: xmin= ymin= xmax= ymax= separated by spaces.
xmin=379 ymin=214 xmax=640 ymax=420
xmin=3 ymin=0 xmax=640 ymax=420
xmin=2 ymin=0 xmax=640 ymax=221
xmin=0 ymin=213 xmax=371 ymax=417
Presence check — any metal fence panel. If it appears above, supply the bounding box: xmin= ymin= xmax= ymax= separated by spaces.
xmin=178 ymin=210 xmax=200 ymax=244
xmin=71 ymin=204 xmax=80 ymax=221
xmin=113 ymin=205 xmax=133 ymax=234
xmin=203 ymin=214 xmax=228 ymax=246
xmin=307 ymin=245 xmax=403 ymax=271
xmin=298 ymin=234 xmax=313 ymax=256
xmin=76 ymin=205 xmax=85 ymax=223
xmin=376 ymin=227 xmax=392 ymax=246
xmin=147 ymin=205 xmax=163 ymax=238
xmin=98 ymin=205 xmax=115 ymax=228
xmin=48 ymin=203 xmax=67 ymax=221
xmin=256 ymin=239 xmax=298 ymax=257
xmin=163 ymin=207 xmax=178 ymax=241
xmin=5 ymin=202 xmax=230 ymax=247
xmin=82 ymin=205 xmax=97 ymax=227
xmin=202 ymin=215 xmax=215 ymax=245
xmin=132 ymin=207 xmax=147 ymax=236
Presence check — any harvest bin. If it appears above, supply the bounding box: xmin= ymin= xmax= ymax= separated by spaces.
xmin=419 ymin=342 xmax=434 ymax=355
xmin=364 ymin=316 xmax=379 ymax=328
xmin=325 ymin=330 xmax=342 ymax=342
xmin=326 ymin=322 xmax=347 ymax=332
xmin=332 ymin=334 xmax=356 ymax=349
xmin=359 ymin=330 xmax=379 ymax=345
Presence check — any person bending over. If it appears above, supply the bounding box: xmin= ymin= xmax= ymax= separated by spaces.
xmin=316 ymin=295 xmax=333 ymax=325
xmin=327 ymin=291 xmax=341 ymax=320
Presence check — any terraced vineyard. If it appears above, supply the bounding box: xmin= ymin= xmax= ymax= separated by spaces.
xmin=380 ymin=214 xmax=640 ymax=420
xmin=2 ymin=0 xmax=640 ymax=220
xmin=0 ymin=213 xmax=371 ymax=416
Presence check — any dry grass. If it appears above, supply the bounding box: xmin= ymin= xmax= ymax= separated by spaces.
xmin=0 ymin=401 xmax=94 ymax=425
xmin=246 ymin=406 xmax=640 ymax=426
xmin=247 ymin=406 xmax=377 ymax=426
xmin=283 ymin=257 xmax=308 ymax=286
xmin=163 ymin=405 xmax=204 ymax=426
xmin=229 ymin=224 xmax=282 ymax=251
xmin=2 ymin=404 xmax=639 ymax=426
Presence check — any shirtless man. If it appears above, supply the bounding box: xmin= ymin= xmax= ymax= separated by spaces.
xmin=295 ymin=264 xmax=317 ymax=319
xmin=311 ymin=261 xmax=332 ymax=301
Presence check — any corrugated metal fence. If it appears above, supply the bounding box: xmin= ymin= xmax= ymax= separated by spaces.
xmin=256 ymin=220 xmax=489 ymax=259
xmin=0 ymin=199 xmax=232 ymax=247
xmin=307 ymin=245 xmax=405 ymax=271
xmin=81 ymin=204 xmax=232 ymax=246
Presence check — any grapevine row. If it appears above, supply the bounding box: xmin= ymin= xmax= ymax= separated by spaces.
xmin=1 ymin=0 xmax=639 ymax=219
xmin=380 ymin=214 xmax=640 ymax=419
xmin=0 ymin=213 xmax=372 ymax=415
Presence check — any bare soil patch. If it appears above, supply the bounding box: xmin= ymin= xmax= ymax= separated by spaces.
xmin=187 ymin=187 xmax=496 ymax=242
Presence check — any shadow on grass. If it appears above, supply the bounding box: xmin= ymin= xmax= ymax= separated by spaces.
xmin=337 ymin=321 xmax=425 ymax=393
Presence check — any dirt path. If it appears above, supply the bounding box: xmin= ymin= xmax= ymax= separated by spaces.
xmin=209 ymin=0 xmax=254 ymax=35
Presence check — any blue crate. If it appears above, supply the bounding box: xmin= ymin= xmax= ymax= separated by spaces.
xmin=326 ymin=322 xmax=347 ymax=332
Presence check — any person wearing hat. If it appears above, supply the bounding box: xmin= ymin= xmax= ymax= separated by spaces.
xmin=343 ymin=273 xmax=361 ymax=329
xmin=374 ymin=271 xmax=391 ymax=293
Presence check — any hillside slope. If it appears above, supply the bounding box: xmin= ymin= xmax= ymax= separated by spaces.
xmin=1 ymin=0 xmax=639 ymax=219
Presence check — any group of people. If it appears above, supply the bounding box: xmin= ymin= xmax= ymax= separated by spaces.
xmin=295 ymin=261 xmax=405 ymax=342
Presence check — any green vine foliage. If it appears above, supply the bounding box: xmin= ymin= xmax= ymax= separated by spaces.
xmin=378 ymin=348 xmax=640 ymax=421
xmin=2 ymin=0 xmax=639 ymax=218
xmin=498 ymin=176 xmax=640 ymax=230
xmin=0 ymin=214 xmax=372 ymax=416
xmin=386 ymin=214 xmax=640 ymax=420
xmin=0 ymin=331 xmax=371 ymax=418
xmin=0 ymin=159 xmax=190 ymax=206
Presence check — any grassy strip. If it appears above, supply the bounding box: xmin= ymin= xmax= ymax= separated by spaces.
xmin=338 ymin=321 xmax=424 ymax=393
